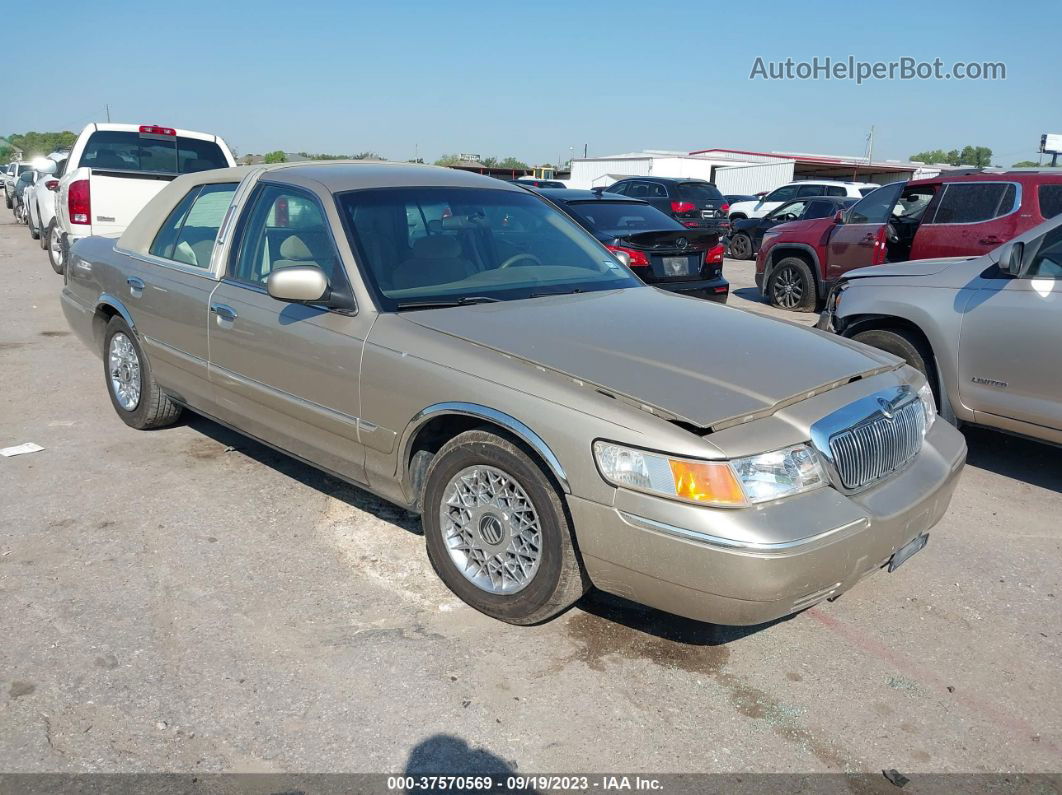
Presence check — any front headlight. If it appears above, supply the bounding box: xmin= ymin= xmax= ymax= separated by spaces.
xmin=593 ymin=441 xmax=827 ymax=507
xmin=917 ymin=382 xmax=937 ymax=433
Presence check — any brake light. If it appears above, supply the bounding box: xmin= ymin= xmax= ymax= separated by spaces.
xmin=605 ymin=244 xmax=650 ymax=267
xmin=68 ymin=179 xmax=91 ymax=225
xmin=705 ymin=244 xmax=725 ymax=265
xmin=139 ymin=125 xmax=176 ymax=136
xmin=45 ymin=179 xmax=59 ymax=191
xmin=720 ymin=203 xmax=730 ymax=213
xmin=670 ymin=201 xmax=696 ymax=214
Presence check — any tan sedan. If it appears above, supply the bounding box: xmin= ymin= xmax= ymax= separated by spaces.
xmin=61 ymin=162 xmax=966 ymax=625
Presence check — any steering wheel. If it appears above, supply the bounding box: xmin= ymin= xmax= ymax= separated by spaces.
xmin=498 ymin=252 xmax=542 ymax=269
xmin=885 ymin=223 xmax=901 ymax=245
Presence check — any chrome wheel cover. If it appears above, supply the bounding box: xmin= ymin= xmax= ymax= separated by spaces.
xmin=773 ymin=266 xmax=804 ymax=308
xmin=108 ymin=332 xmax=142 ymax=411
xmin=49 ymin=227 xmax=62 ymax=259
xmin=440 ymin=465 xmax=542 ymax=595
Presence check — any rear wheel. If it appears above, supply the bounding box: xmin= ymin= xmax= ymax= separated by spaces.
xmin=47 ymin=222 xmax=64 ymax=274
xmin=421 ymin=429 xmax=588 ymax=625
xmin=29 ymin=204 xmax=40 ymax=239
xmin=729 ymin=232 xmax=753 ymax=260
xmin=103 ymin=316 xmax=182 ymax=430
xmin=767 ymin=257 xmax=816 ymax=312
xmin=39 ymin=212 xmax=49 ymax=249
xmin=3 ymin=190 xmax=10 ymax=209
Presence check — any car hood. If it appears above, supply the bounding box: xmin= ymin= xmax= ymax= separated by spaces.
xmin=402 ymin=288 xmax=901 ymax=430
xmin=844 ymin=257 xmax=972 ymax=280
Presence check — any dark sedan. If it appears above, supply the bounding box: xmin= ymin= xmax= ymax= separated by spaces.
xmin=536 ymin=188 xmax=729 ymax=302
xmin=728 ymin=196 xmax=856 ymax=260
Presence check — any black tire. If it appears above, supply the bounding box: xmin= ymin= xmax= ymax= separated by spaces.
xmin=47 ymin=222 xmax=64 ymax=275
xmin=421 ymin=429 xmax=589 ymax=625
xmin=729 ymin=232 xmax=753 ymax=260
xmin=852 ymin=327 xmax=938 ymax=406
xmin=102 ymin=315 xmax=182 ymax=430
xmin=4 ymin=190 xmax=10 ymax=209
xmin=39 ymin=211 xmax=49 ymax=249
xmin=29 ymin=204 xmax=40 ymax=239
xmin=767 ymin=257 xmax=817 ymax=312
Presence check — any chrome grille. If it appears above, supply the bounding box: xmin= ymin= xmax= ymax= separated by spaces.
xmin=827 ymin=396 xmax=925 ymax=491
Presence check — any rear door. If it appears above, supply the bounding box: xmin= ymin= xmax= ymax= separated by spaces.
xmin=911 ymin=181 xmax=1020 ymax=259
xmin=824 ymin=181 xmax=904 ymax=280
xmin=958 ymin=220 xmax=1062 ymax=432
xmin=82 ymin=128 xmax=231 ymax=236
xmin=207 ymin=182 xmax=371 ymax=484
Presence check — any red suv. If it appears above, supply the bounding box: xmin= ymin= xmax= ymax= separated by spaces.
xmin=755 ymin=172 xmax=1062 ymax=311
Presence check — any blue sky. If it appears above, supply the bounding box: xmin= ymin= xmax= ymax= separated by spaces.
xmin=4 ymin=0 xmax=1057 ymax=166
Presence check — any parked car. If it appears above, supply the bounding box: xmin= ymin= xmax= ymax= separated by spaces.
xmin=61 ymin=162 xmax=965 ymax=627
xmin=724 ymin=194 xmax=759 ymax=207
xmin=603 ymin=177 xmax=730 ymax=233
xmin=728 ymin=196 xmax=856 ymax=260
xmin=818 ymin=212 xmax=1062 ymax=446
xmin=728 ymin=180 xmax=879 ymax=221
xmin=26 ymin=154 xmax=68 ymax=266
xmin=4 ymin=162 xmax=33 ymax=209
xmin=756 ymin=171 xmax=1062 ymax=311
xmin=535 ymin=188 xmax=728 ymax=302
xmin=11 ymin=169 xmax=36 ymax=224
xmin=511 ymin=178 xmax=566 ymax=188
xmin=53 ymin=122 xmax=235 ymax=272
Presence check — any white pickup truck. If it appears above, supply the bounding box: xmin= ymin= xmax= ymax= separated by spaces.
xmin=53 ymin=122 xmax=235 ymax=272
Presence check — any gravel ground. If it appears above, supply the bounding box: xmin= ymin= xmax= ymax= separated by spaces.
xmin=1 ymin=214 xmax=1059 ymax=779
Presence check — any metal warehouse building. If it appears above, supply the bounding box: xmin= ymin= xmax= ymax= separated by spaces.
xmin=567 ymin=148 xmax=949 ymax=193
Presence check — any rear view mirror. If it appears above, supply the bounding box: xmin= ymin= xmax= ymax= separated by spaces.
xmin=997 ymin=242 xmax=1024 ymax=276
xmin=266 ymin=266 xmax=330 ymax=303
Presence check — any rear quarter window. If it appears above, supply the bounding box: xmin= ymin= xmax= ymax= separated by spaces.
xmin=1038 ymin=185 xmax=1062 ymax=219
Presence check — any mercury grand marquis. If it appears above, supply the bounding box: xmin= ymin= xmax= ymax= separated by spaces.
xmin=61 ymin=162 xmax=967 ymax=626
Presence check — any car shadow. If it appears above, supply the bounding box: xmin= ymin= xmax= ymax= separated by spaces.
xmin=732 ymin=286 xmax=768 ymax=304
xmin=573 ymin=589 xmax=793 ymax=647
xmin=962 ymin=424 xmax=1062 ymax=494
xmin=404 ymin=734 xmax=521 ymax=780
xmin=183 ymin=413 xmax=423 ymax=535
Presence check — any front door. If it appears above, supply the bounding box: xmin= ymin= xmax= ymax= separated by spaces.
xmin=825 ymin=181 xmax=904 ymax=281
xmin=207 ymin=182 xmax=372 ymax=483
xmin=958 ymin=221 xmax=1062 ymax=432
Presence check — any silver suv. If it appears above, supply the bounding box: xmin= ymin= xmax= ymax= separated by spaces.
xmin=818 ymin=212 xmax=1062 ymax=446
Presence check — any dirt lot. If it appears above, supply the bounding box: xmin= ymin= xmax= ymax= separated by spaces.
xmin=1 ymin=214 xmax=1059 ymax=778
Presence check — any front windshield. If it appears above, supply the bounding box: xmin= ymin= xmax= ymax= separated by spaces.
xmin=338 ymin=186 xmax=642 ymax=310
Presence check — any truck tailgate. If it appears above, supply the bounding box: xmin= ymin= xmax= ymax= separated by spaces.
xmin=89 ymin=171 xmax=176 ymax=237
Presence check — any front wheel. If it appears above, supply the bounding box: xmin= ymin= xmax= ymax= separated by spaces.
xmin=421 ymin=430 xmax=589 ymax=624
xmin=767 ymin=257 xmax=817 ymax=312
xmin=29 ymin=205 xmax=40 ymax=240
xmin=103 ymin=316 xmax=183 ymax=429
xmin=728 ymin=232 xmax=753 ymax=260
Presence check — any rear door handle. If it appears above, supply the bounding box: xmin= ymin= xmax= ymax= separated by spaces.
xmin=210 ymin=303 xmax=237 ymax=323
xmin=127 ymin=277 xmax=145 ymax=297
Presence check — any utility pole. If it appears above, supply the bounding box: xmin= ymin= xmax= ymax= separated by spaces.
xmin=105 ymin=104 xmax=111 ymax=123
xmin=865 ymin=125 xmax=874 ymax=164
xmin=583 ymin=143 xmax=587 ymax=158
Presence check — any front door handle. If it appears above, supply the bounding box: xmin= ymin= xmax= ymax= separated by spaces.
xmin=979 ymin=236 xmax=1003 ymax=245
xmin=127 ymin=277 xmax=145 ymax=297
xmin=210 ymin=303 xmax=238 ymax=323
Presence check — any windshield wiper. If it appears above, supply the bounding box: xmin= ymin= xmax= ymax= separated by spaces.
xmin=395 ymin=296 xmax=501 ymax=311
xmin=528 ymin=288 xmax=585 ymax=298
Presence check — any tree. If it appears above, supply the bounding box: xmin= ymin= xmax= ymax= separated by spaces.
xmin=480 ymin=156 xmax=498 ymax=167
xmin=5 ymin=131 xmax=78 ymax=157
xmin=497 ymin=156 xmax=529 ymax=170
xmin=909 ymin=145 xmax=992 ymax=167
xmin=351 ymin=151 xmax=383 ymax=160
xmin=1011 ymin=160 xmax=1058 ymax=168
xmin=434 ymin=154 xmax=462 ymax=166
xmin=240 ymin=154 xmax=255 ymax=166
xmin=263 ymin=150 xmax=286 ymax=164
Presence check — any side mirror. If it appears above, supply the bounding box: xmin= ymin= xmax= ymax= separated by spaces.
xmin=36 ymin=159 xmax=58 ymax=176
xmin=266 ymin=266 xmax=330 ymax=303
xmin=833 ymin=209 xmax=845 ymax=224
xmin=997 ymin=242 xmax=1024 ymax=276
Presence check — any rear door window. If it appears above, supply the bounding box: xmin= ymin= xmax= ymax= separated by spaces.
xmin=150 ymin=183 xmax=238 ymax=267
xmin=646 ymin=182 xmax=668 ymax=198
xmin=796 ymin=184 xmax=826 ymax=198
xmin=1038 ymin=185 xmax=1062 ymax=219
xmin=930 ymin=183 xmax=1017 ymax=224
xmin=81 ymin=130 xmax=228 ymax=175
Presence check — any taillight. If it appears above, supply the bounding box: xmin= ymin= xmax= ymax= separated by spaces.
xmin=670 ymin=200 xmax=696 ymax=214
xmin=705 ymin=244 xmax=725 ymax=265
xmin=605 ymin=244 xmax=650 ymax=267
xmin=68 ymin=179 xmax=91 ymax=225
xmin=720 ymin=203 xmax=730 ymax=213
xmin=139 ymin=124 xmax=176 ymax=136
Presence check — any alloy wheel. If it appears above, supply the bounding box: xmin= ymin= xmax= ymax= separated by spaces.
xmin=440 ymin=465 xmax=542 ymax=595
xmin=772 ymin=266 xmax=804 ymax=309
xmin=108 ymin=332 xmax=142 ymax=411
